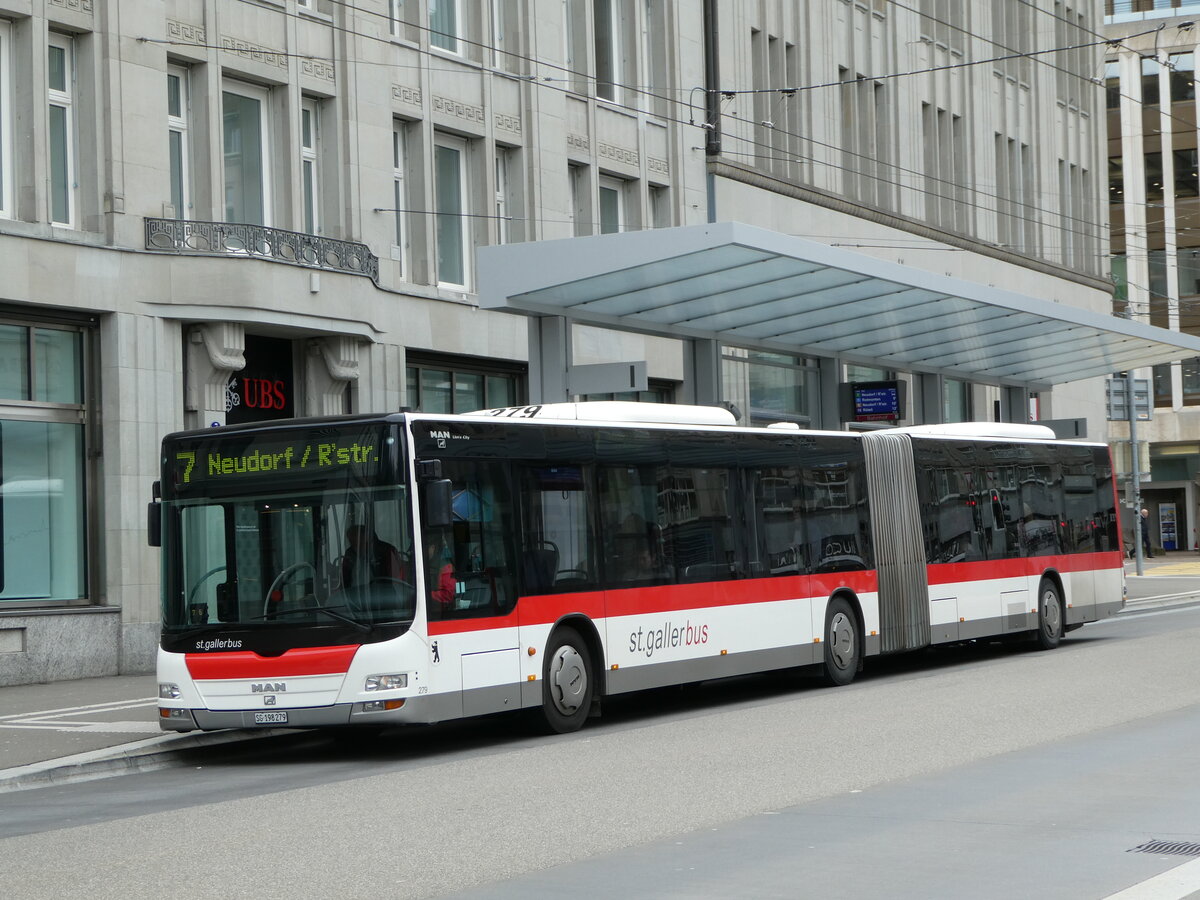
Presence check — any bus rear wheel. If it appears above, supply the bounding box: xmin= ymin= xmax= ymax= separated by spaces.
xmin=539 ymin=627 xmax=593 ymax=734
xmin=822 ymin=597 xmax=861 ymax=686
xmin=1035 ymin=578 xmax=1063 ymax=650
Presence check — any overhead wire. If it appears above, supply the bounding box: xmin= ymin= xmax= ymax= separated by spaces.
xmin=151 ymin=0 xmax=1192 ymax=285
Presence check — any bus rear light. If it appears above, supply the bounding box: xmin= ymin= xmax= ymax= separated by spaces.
xmin=159 ymin=682 xmax=181 ymax=700
xmin=365 ymin=673 xmax=407 ymax=691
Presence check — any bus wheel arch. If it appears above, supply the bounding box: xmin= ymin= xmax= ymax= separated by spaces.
xmin=821 ymin=591 xmax=863 ymax=686
xmin=1034 ymin=572 xmax=1065 ymax=650
xmin=537 ymin=618 xmax=600 ymax=734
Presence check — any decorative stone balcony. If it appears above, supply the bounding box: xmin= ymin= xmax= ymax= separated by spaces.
xmin=145 ymin=218 xmax=379 ymax=284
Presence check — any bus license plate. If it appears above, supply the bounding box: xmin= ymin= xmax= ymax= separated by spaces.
xmin=254 ymin=711 xmax=287 ymax=725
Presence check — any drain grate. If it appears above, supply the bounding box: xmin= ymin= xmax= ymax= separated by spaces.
xmin=1129 ymin=840 xmax=1200 ymax=857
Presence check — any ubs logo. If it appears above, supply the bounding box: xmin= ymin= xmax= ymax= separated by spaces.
xmin=251 ymin=682 xmax=286 ymax=693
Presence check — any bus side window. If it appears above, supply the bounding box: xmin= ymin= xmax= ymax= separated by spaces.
xmin=428 ymin=461 xmax=518 ymax=619
xmin=517 ymin=465 xmax=596 ymax=593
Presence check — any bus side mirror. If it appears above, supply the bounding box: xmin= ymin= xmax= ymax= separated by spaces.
xmin=423 ymin=479 xmax=453 ymax=529
xmin=147 ymin=480 xmax=162 ymax=548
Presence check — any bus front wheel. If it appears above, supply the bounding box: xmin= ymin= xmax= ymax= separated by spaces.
xmin=822 ymin=597 xmax=861 ymax=686
xmin=540 ymin=627 xmax=593 ymax=734
xmin=1035 ymin=578 xmax=1063 ymax=650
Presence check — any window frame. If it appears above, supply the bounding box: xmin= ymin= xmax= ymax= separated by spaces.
xmin=47 ymin=32 xmax=76 ymax=228
xmin=221 ymin=79 xmax=273 ymax=227
xmin=593 ymin=0 xmax=620 ymax=104
xmin=167 ymin=64 xmax=191 ymax=220
xmin=434 ymin=133 xmax=470 ymax=289
xmin=0 ymin=20 xmax=12 ymax=219
xmin=392 ymin=120 xmax=408 ymax=270
xmin=494 ymin=148 xmax=510 ymax=245
xmin=430 ymin=0 xmax=462 ymax=55
xmin=598 ymin=174 xmax=624 ymax=234
xmin=300 ymin=96 xmax=320 ymax=235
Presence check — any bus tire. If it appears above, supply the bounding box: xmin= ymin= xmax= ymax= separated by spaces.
xmin=822 ymin=597 xmax=860 ymax=686
xmin=540 ymin=626 xmax=593 ymax=734
xmin=1035 ymin=578 xmax=1063 ymax=650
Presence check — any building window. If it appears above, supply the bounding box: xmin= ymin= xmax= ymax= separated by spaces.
xmin=223 ymin=81 xmax=271 ymax=226
xmin=1170 ymin=52 xmax=1195 ymax=103
xmin=943 ymin=378 xmax=970 ymax=423
xmin=722 ymin=348 xmax=817 ymax=426
xmin=649 ymin=184 xmax=670 ymax=228
xmin=599 ymin=176 xmax=624 ymax=233
xmin=569 ymin=163 xmax=590 ymax=236
xmin=594 ymin=0 xmax=620 ymax=102
xmin=1105 ymin=60 xmax=1120 ymax=109
xmin=430 ymin=0 xmax=461 ymax=54
xmin=494 ymin=148 xmax=510 ymax=245
xmin=406 ymin=357 xmax=522 ymax=413
xmin=300 ymin=97 xmax=320 ymax=234
xmin=167 ymin=66 xmax=190 ymax=219
xmin=389 ymin=0 xmax=407 ymax=39
xmin=392 ymin=121 xmax=407 ymax=266
xmin=0 ymin=321 xmax=88 ymax=607
xmin=1142 ymin=56 xmax=1160 ymax=106
xmin=0 ymin=21 xmax=12 ymax=219
xmin=1184 ymin=358 xmax=1200 ymax=407
xmin=582 ymin=381 xmax=675 ymax=404
xmin=434 ymin=134 xmax=469 ymax=288
xmin=48 ymin=33 xmax=76 ymax=227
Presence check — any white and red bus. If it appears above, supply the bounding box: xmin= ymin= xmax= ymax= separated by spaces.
xmin=150 ymin=403 xmax=1124 ymax=734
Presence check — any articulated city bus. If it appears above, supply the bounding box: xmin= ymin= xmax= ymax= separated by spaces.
xmin=150 ymin=403 xmax=1124 ymax=734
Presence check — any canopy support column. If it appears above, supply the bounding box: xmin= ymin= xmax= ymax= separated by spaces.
xmin=527 ymin=315 xmax=572 ymax=404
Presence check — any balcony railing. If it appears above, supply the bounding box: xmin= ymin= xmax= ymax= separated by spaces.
xmin=145 ymin=218 xmax=379 ymax=284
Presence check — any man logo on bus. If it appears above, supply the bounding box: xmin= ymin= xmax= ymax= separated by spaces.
xmin=252 ymin=682 xmax=287 ymax=693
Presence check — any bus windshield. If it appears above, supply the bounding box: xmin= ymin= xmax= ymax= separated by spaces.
xmin=162 ymin=485 xmax=415 ymax=635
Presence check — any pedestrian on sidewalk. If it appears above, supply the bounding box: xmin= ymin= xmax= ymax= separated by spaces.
xmin=1140 ymin=508 xmax=1154 ymax=558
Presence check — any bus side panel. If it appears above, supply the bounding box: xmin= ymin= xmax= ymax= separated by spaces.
xmin=602 ymin=579 xmax=820 ymax=695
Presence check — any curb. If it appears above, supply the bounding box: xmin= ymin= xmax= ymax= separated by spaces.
xmin=0 ymin=727 xmax=290 ymax=794
xmin=1119 ymin=592 xmax=1200 ymax=614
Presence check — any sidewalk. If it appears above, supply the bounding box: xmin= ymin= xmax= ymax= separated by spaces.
xmin=3 ymin=556 xmax=1199 ymax=793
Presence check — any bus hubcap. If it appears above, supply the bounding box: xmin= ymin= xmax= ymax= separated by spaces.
xmin=829 ymin=612 xmax=854 ymax=669
xmin=550 ymin=645 xmax=586 ymax=714
xmin=1042 ymin=591 xmax=1061 ymax=635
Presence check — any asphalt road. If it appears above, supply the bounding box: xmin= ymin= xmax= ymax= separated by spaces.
xmin=3 ymin=607 xmax=1200 ymax=899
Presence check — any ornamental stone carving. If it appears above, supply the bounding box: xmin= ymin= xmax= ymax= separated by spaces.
xmin=392 ymin=84 xmax=422 ymax=107
xmin=432 ymin=95 xmax=485 ymax=127
xmin=167 ymin=20 xmax=206 ymax=45
xmin=221 ymin=36 xmax=288 ymax=69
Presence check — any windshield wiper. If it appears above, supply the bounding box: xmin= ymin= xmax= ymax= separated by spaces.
xmin=251 ymin=604 xmax=371 ymax=634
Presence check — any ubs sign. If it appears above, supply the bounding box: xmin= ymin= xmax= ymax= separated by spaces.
xmin=227 ymin=335 xmax=296 ymax=424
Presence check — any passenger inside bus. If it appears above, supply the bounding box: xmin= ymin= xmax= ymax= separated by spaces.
xmin=341 ymin=525 xmax=406 ymax=587
xmin=426 ymin=539 xmax=457 ymax=607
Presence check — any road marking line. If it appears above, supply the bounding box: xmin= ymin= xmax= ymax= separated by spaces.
xmin=0 ymin=697 xmax=158 ymax=721
xmin=1102 ymin=856 xmax=1200 ymax=899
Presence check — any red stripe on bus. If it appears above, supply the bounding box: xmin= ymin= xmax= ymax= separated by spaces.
xmin=926 ymin=551 xmax=1124 ymax=585
xmin=427 ymin=571 xmax=881 ymax=636
xmin=185 ymin=644 xmax=359 ymax=679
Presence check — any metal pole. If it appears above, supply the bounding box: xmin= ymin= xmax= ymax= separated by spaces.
xmin=1128 ymin=368 xmax=1144 ymax=576
xmin=703 ymin=0 xmax=720 ymax=224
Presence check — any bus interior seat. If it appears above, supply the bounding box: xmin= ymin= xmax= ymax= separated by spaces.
xmin=522 ymin=543 xmax=559 ymax=593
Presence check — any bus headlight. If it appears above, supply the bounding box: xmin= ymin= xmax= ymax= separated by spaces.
xmin=365 ymin=673 xmax=407 ymax=691
xmin=159 ymin=682 xmax=181 ymax=699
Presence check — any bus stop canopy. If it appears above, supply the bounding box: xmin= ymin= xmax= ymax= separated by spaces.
xmin=477 ymin=221 xmax=1200 ymax=389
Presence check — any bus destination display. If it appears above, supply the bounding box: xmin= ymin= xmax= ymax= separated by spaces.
xmin=168 ymin=428 xmax=391 ymax=489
